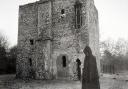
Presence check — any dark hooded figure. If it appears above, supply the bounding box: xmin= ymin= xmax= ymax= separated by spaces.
xmin=82 ymin=46 xmax=100 ymax=89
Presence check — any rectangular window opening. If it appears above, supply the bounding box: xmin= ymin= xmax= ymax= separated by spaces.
xmin=75 ymin=3 xmax=82 ymax=29
xmin=30 ymin=39 xmax=34 ymax=45
xmin=29 ymin=58 xmax=32 ymax=66
xmin=62 ymin=56 xmax=66 ymax=67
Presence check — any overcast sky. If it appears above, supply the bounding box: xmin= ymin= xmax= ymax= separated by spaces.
xmin=0 ymin=0 xmax=128 ymax=47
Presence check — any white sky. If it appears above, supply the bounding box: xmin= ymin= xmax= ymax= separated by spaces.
xmin=0 ymin=0 xmax=128 ymax=47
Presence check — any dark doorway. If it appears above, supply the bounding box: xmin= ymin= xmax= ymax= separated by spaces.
xmin=56 ymin=54 xmax=69 ymax=79
xmin=76 ymin=58 xmax=81 ymax=80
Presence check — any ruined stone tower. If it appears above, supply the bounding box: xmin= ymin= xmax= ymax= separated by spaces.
xmin=17 ymin=0 xmax=99 ymax=80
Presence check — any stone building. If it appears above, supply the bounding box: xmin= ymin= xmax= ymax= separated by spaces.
xmin=17 ymin=0 xmax=100 ymax=80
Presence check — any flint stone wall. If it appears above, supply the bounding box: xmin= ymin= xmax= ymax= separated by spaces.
xmin=17 ymin=0 xmax=100 ymax=80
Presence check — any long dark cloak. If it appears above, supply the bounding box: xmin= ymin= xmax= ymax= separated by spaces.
xmin=82 ymin=46 xmax=100 ymax=89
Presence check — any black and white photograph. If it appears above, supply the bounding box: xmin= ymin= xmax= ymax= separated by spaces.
xmin=0 ymin=0 xmax=128 ymax=89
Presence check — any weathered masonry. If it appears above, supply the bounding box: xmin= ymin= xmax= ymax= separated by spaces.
xmin=17 ymin=0 xmax=100 ymax=80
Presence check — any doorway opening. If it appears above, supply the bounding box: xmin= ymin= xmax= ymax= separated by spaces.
xmin=76 ymin=58 xmax=81 ymax=80
xmin=56 ymin=54 xmax=69 ymax=79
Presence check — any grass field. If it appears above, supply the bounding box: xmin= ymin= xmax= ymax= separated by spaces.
xmin=0 ymin=74 xmax=128 ymax=89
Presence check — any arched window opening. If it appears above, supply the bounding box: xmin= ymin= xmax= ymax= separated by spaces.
xmin=62 ymin=56 xmax=66 ymax=67
xmin=29 ymin=58 xmax=32 ymax=66
xmin=74 ymin=1 xmax=82 ymax=29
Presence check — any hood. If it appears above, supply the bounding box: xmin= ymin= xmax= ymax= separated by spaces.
xmin=83 ymin=46 xmax=92 ymax=56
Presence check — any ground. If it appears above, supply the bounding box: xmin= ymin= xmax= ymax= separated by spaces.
xmin=1 ymin=73 xmax=128 ymax=89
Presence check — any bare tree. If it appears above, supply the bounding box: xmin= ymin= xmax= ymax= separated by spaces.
xmin=100 ymin=38 xmax=128 ymax=73
xmin=6 ymin=45 xmax=17 ymax=73
xmin=0 ymin=33 xmax=9 ymax=74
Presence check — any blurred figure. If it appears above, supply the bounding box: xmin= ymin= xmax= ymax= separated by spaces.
xmin=82 ymin=46 xmax=100 ymax=89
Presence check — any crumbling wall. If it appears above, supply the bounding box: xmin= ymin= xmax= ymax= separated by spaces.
xmin=51 ymin=0 xmax=78 ymax=80
xmin=17 ymin=3 xmax=38 ymax=78
xmin=51 ymin=0 xmax=89 ymax=80
xmin=36 ymin=1 xmax=52 ymax=79
xmin=17 ymin=0 xmax=100 ymax=80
